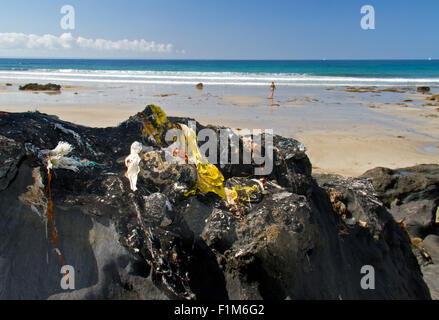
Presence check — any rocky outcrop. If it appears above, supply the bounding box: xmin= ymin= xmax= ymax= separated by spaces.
xmin=19 ymin=83 xmax=61 ymax=91
xmin=0 ymin=108 xmax=432 ymax=300
xmin=417 ymin=86 xmax=431 ymax=94
xmin=361 ymin=165 xmax=438 ymax=239
xmin=360 ymin=165 xmax=439 ymax=299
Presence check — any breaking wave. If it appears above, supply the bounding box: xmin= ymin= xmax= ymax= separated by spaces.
xmin=1 ymin=69 xmax=439 ymax=86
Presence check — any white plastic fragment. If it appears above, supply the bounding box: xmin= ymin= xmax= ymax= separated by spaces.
xmin=54 ymin=123 xmax=102 ymax=156
xmin=165 ymin=199 xmax=173 ymax=212
xmin=251 ymin=179 xmax=266 ymax=192
xmin=125 ymin=141 xmax=144 ymax=192
xmin=51 ymin=141 xmax=73 ymax=156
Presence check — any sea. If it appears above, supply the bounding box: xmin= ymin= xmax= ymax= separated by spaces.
xmin=0 ymin=59 xmax=439 ymax=87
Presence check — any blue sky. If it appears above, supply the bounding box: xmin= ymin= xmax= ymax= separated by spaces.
xmin=0 ymin=0 xmax=437 ymax=59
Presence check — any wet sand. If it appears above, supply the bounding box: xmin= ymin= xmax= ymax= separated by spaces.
xmin=296 ymin=126 xmax=438 ymax=177
xmin=222 ymin=95 xmax=265 ymax=105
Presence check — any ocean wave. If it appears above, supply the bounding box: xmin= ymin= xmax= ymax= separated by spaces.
xmin=0 ymin=69 xmax=438 ymax=86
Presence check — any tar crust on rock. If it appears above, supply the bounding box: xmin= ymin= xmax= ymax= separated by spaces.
xmin=0 ymin=106 xmax=436 ymax=300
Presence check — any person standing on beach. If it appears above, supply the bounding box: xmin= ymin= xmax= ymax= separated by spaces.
xmin=270 ymin=82 xmax=276 ymax=99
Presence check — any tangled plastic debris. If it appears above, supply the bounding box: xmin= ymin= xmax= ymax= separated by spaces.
xmin=42 ymin=142 xmax=81 ymax=172
xmin=19 ymin=167 xmax=48 ymax=220
xmin=79 ymin=158 xmax=103 ymax=168
xmin=40 ymin=141 xmax=102 ymax=173
xmin=31 ymin=141 xmax=104 ymax=266
xmin=18 ymin=166 xmax=65 ymax=265
xmin=19 ymin=149 xmax=67 ymax=266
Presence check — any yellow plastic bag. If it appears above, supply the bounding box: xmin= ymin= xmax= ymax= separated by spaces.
xmin=179 ymin=124 xmax=227 ymax=200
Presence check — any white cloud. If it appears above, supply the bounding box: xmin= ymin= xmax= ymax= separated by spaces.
xmin=0 ymin=32 xmax=174 ymax=53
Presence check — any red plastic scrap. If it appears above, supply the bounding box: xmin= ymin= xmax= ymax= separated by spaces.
xmin=173 ymin=148 xmax=189 ymax=163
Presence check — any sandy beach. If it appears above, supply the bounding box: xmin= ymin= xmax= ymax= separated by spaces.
xmin=1 ymin=82 xmax=438 ymax=177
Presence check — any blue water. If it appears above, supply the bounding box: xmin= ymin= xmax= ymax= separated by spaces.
xmin=1 ymin=59 xmax=439 ymax=86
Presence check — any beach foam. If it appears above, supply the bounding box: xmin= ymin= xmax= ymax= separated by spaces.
xmin=1 ymin=69 xmax=439 ymax=86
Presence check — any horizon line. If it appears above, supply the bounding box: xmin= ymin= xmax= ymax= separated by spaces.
xmin=0 ymin=57 xmax=437 ymax=61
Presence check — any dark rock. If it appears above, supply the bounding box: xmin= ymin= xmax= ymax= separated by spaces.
xmin=196 ymin=83 xmax=203 ymax=90
xmin=19 ymin=83 xmax=61 ymax=91
xmin=417 ymin=86 xmax=431 ymax=94
xmin=225 ymin=177 xmax=264 ymax=204
xmin=135 ymin=149 xmax=199 ymax=207
xmin=0 ymin=107 xmax=432 ymax=300
xmin=426 ymin=93 xmax=439 ymax=101
xmin=361 ymin=165 xmax=439 ymax=239
xmin=314 ymin=174 xmax=429 ymax=298
xmin=359 ymin=164 xmax=439 ymax=299
xmin=422 ymin=235 xmax=439 ymax=261
xmin=201 ymin=208 xmax=238 ymax=252
xmin=270 ymin=135 xmax=313 ymax=196
xmin=0 ymin=135 xmax=26 ymax=191
xmin=419 ymin=235 xmax=439 ymax=299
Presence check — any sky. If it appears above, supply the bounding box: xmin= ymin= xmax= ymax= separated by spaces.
xmin=0 ymin=0 xmax=437 ymax=60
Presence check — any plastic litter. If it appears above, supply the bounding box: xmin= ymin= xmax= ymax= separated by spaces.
xmin=79 ymin=158 xmax=103 ymax=168
xmin=265 ymin=180 xmax=284 ymax=190
xmin=54 ymin=123 xmax=83 ymax=147
xmin=40 ymin=142 xmax=102 ymax=172
xmin=177 ymin=123 xmax=227 ymax=200
xmin=131 ymin=105 xmax=266 ymax=206
xmin=252 ymin=178 xmax=268 ymax=193
xmin=54 ymin=123 xmax=100 ymax=156
xmin=125 ymin=141 xmax=144 ymax=192
xmin=177 ymin=125 xmax=268 ymax=206
xmin=43 ymin=142 xmax=82 ymax=172
xmin=25 ymin=141 xmax=97 ymax=267
xmin=225 ymin=177 xmax=264 ymax=204
xmin=21 ymin=152 xmax=67 ymax=266
xmin=19 ymin=167 xmax=48 ymax=219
